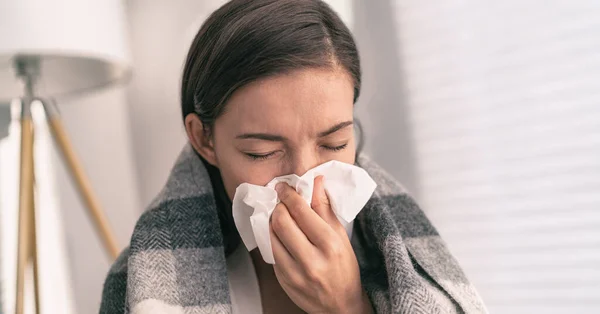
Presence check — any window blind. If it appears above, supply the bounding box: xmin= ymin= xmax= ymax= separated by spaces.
xmin=390 ymin=1 xmax=600 ymax=313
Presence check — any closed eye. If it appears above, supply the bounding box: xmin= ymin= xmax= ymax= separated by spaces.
xmin=321 ymin=143 xmax=348 ymax=152
xmin=245 ymin=151 xmax=277 ymax=160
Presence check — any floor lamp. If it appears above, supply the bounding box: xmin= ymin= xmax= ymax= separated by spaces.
xmin=0 ymin=1 xmax=131 ymax=313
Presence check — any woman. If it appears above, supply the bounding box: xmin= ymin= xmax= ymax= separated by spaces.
xmin=100 ymin=0 xmax=486 ymax=313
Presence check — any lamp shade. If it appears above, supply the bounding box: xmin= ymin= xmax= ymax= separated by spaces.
xmin=0 ymin=0 xmax=131 ymax=101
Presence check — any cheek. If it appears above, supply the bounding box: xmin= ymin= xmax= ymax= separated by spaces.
xmin=215 ymin=155 xmax=282 ymax=200
xmin=220 ymin=166 xmax=279 ymax=200
xmin=212 ymin=132 xmax=281 ymax=200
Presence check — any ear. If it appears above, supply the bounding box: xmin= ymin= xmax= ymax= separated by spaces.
xmin=184 ymin=113 xmax=218 ymax=167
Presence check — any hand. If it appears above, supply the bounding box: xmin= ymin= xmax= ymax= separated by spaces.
xmin=270 ymin=176 xmax=373 ymax=314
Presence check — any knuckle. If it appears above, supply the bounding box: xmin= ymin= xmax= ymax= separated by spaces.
xmin=325 ymin=240 xmax=344 ymax=257
xmin=333 ymin=223 xmax=347 ymax=236
xmin=305 ymin=267 xmax=320 ymax=283
xmin=305 ymin=262 xmax=326 ymax=284
xmin=276 ymin=265 xmax=303 ymax=287
xmin=288 ymin=270 xmax=304 ymax=286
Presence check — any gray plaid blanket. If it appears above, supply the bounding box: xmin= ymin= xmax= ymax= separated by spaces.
xmin=100 ymin=145 xmax=486 ymax=313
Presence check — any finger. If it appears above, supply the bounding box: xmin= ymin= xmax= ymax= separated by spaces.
xmin=270 ymin=224 xmax=304 ymax=285
xmin=311 ymin=176 xmax=346 ymax=236
xmin=310 ymin=175 xmax=337 ymax=223
xmin=270 ymin=202 xmax=316 ymax=261
xmin=275 ymin=182 xmax=334 ymax=248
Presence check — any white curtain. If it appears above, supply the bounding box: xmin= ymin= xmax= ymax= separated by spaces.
xmin=358 ymin=1 xmax=600 ymax=313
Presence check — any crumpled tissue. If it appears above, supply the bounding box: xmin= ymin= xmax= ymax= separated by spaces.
xmin=232 ymin=160 xmax=377 ymax=264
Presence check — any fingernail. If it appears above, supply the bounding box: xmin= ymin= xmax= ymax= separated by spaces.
xmin=275 ymin=183 xmax=285 ymax=194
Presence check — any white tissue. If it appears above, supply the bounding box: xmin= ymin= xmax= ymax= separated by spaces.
xmin=232 ymin=160 xmax=377 ymax=264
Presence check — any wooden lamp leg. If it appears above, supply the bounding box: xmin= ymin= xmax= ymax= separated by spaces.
xmin=30 ymin=178 xmax=41 ymax=314
xmin=40 ymin=99 xmax=120 ymax=260
xmin=15 ymin=100 xmax=36 ymax=314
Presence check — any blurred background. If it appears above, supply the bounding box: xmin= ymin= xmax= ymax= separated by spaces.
xmin=1 ymin=0 xmax=599 ymax=313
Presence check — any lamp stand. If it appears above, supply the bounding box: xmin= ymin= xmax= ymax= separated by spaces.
xmin=13 ymin=57 xmax=120 ymax=314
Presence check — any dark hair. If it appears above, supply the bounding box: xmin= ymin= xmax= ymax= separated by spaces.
xmin=181 ymin=0 xmax=361 ymax=131
xmin=181 ymin=0 xmax=363 ymax=256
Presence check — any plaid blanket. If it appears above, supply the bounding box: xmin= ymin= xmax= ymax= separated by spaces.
xmin=100 ymin=144 xmax=486 ymax=313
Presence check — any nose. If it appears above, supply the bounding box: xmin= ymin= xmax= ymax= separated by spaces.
xmin=288 ymin=149 xmax=320 ymax=177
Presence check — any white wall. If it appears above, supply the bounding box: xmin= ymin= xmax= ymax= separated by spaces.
xmin=56 ymin=86 xmax=140 ymax=313
xmin=352 ymin=0 xmax=420 ymax=195
xmin=126 ymin=0 xmax=227 ymax=207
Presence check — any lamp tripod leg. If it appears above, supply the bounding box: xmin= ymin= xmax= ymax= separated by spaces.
xmin=15 ymin=99 xmax=36 ymax=314
xmin=31 ymin=177 xmax=41 ymax=314
xmin=39 ymin=99 xmax=120 ymax=260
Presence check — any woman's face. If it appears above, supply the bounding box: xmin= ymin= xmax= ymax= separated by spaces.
xmin=191 ymin=68 xmax=356 ymax=200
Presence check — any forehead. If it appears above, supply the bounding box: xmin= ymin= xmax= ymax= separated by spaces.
xmin=220 ymin=68 xmax=355 ymax=134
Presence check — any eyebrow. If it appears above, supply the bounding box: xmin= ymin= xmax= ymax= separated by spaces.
xmin=235 ymin=133 xmax=286 ymax=141
xmin=236 ymin=121 xmax=353 ymax=141
xmin=317 ymin=120 xmax=353 ymax=137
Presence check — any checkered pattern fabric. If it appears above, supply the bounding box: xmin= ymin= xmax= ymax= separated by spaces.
xmin=100 ymin=144 xmax=486 ymax=313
